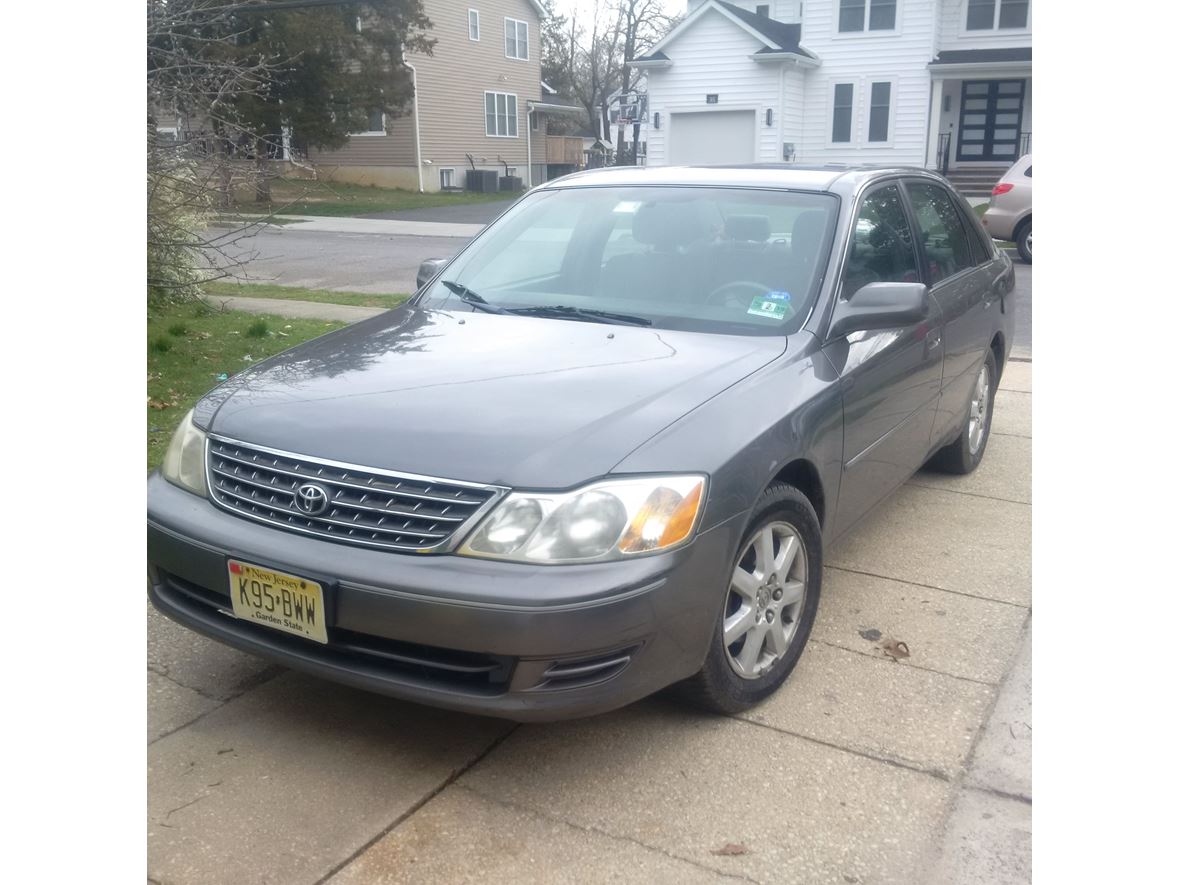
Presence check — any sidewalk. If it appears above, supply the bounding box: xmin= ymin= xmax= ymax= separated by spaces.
xmin=221 ymin=214 xmax=482 ymax=238
xmin=200 ymin=293 xmax=386 ymax=323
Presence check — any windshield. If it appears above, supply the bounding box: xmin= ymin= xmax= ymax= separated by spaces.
xmin=416 ymin=185 xmax=839 ymax=336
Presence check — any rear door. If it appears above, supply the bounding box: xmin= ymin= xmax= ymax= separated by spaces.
xmin=825 ymin=182 xmax=944 ymax=538
xmin=903 ymin=179 xmax=995 ymax=444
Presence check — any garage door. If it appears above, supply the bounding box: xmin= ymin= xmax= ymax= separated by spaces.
xmin=668 ymin=110 xmax=757 ymax=165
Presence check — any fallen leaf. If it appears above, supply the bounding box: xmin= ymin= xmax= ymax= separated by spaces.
xmin=148 ymin=399 xmax=172 ymax=410
xmin=242 ymin=354 xmax=254 ymax=362
xmin=880 ymin=638 xmax=910 ymax=661
xmin=276 ymin=330 xmax=289 ymax=337
xmin=711 ymin=843 xmax=749 ymax=857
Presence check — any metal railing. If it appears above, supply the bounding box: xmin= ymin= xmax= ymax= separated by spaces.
xmin=936 ymin=133 xmax=952 ymax=174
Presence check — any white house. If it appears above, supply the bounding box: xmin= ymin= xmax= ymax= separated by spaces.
xmin=632 ymin=0 xmax=1031 ymax=193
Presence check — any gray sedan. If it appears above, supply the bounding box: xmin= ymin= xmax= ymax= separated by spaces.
xmin=147 ymin=165 xmax=1015 ymax=720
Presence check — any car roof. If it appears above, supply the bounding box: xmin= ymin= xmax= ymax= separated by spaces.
xmin=540 ymin=164 xmax=941 ymax=195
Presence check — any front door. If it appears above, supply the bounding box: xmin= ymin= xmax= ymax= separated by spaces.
xmin=956 ymin=80 xmax=1025 ymax=163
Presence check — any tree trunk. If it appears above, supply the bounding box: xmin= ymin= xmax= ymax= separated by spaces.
xmin=254 ymin=137 xmax=272 ymax=204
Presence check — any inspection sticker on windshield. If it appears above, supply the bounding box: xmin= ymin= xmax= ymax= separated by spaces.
xmin=747 ymin=291 xmax=792 ymax=320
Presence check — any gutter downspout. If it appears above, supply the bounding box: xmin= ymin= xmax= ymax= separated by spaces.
xmin=404 ymin=47 xmax=424 ymax=193
xmin=526 ymin=103 xmax=534 ymax=189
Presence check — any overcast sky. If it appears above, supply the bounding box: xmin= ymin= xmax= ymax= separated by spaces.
xmin=550 ymin=0 xmax=688 ymax=22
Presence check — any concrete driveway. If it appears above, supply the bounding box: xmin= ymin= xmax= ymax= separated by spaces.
xmin=147 ymin=362 xmax=1032 ymax=884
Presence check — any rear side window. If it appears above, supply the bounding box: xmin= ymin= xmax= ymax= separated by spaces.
xmin=1023 ymin=165 xmax=1032 ymax=177
xmin=842 ymin=184 xmax=919 ymax=296
xmin=906 ymin=183 xmax=975 ymax=283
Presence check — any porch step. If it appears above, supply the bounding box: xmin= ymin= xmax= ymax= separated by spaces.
xmin=944 ymin=166 xmax=1010 ymax=197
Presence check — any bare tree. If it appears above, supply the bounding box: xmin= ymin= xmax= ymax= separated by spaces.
xmin=611 ymin=0 xmax=675 ymax=165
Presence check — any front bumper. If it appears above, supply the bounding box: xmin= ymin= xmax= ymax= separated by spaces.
xmin=147 ymin=473 xmax=741 ymax=721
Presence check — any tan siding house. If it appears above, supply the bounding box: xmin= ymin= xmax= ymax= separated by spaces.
xmin=310 ymin=0 xmax=548 ymax=192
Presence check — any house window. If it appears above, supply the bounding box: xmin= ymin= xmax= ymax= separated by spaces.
xmin=838 ymin=0 xmax=895 ymax=32
xmin=351 ymin=110 xmax=385 ymax=135
xmin=440 ymin=168 xmax=455 ymax=189
xmin=868 ymin=82 xmax=891 ymax=141
xmin=756 ymin=4 xmax=769 ymax=15
xmin=832 ymin=83 xmax=854 ymax=142
xmin=967 ymin=0 xmax=1029 ymax=30
xmin=469 ymin=10 xmax=480 ymax=41
xmin=504 ymin=18 xmax=529 ymax=60
xmin=485 ymin=91 xmax=518 ymax=137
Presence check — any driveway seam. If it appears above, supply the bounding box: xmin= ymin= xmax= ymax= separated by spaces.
xmin=962 ymin=782 xmax=1032 ymax=806
xmin=147 ymin=666 xmax=286 ymax=746
xmin=806 ymin=638 xmax=1001 ymax=687
xmin=147 ymin=663 xmax=226 ymax=703
xmin=313 ymin=724 xmax=521 ymax=885
xmin=905 ymin=481 xmax=1030 ymax=506
xmin=729 ymin=714 xmax=955 ymax=782
xmin=453 ymin=782 xmax=765 ymax=884
xmin=825 ymin=564 xmax=1030 ymax=609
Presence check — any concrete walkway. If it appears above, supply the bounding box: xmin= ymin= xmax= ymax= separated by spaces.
xmin=227 ymin=214 xmax=482 ymax=238
xmin=199 ymin=293 xmax=386 ymax=323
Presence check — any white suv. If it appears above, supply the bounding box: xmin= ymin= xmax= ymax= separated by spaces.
xmin=981 ymin=154 xmax=1032 ymax=264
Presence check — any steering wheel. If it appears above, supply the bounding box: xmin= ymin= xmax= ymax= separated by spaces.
xmin=705 ymin=280 xmax=770 ymax=308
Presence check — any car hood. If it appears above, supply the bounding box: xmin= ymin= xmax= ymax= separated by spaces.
xmin=196 ymin=306 xmax=787 ymax=489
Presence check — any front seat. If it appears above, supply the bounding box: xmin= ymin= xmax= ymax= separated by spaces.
xmin=598 ymin=201 xmax=715 ymax=303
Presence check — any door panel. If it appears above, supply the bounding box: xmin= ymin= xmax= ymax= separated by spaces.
xmin=827 ymin=183 xmax=944 ymax=538
xmin=904 ymin=180 xmax=994 ymax=444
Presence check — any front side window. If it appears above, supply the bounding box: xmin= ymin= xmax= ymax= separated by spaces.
xmin=485 ymin=92 xmax=518 ymax=137
xmin=505 ymin=18 xmax=529 ymax=59
xmin=868 ymin=82 xmax=891 ymax=142
xmin=842 ymin=184 xmax=919 ymax=296
xmin=906 ymin=182 xmax=974 ymax=283
xmin=839 ymin=0 xmax=896 ymax=32
xmin=469 ymin=9 xmax=480 ymax=41
xmin=832 ymin=83 xmax=854 ymax=142
xmin=416 ymin=186 xmax=839 ymax=337
xmin=967 ymin=0 xmax=1029 ymax=30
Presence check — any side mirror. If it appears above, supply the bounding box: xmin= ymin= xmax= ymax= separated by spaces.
xmin=828 ymin=282 xmax=929 ymax=339
xmin=416 ymin=257 xmax=449 ymax=291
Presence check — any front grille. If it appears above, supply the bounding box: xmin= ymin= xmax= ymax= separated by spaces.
xmin=207 ymin=437 xmax=502 ymax=552
xmin=155 ymin=570 xmax=514 ymax=694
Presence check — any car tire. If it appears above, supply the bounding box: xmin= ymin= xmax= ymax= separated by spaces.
xmin=929 ymin=349 xmax=997 ymax=475
xmin=680 ymin=483 xmax=822 ymax=715
xmin=1014 ymin=219 xmax=1031 ymax=264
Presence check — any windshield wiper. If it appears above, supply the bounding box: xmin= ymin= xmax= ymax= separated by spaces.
xmin=440 ymin=280 xmax=509 ymax=314
xmin=507 ymin=305 xmax=653 ymax=327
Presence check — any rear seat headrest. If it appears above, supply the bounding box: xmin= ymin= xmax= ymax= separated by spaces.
xmin=632 ymin=201 xmax=714 ymax=251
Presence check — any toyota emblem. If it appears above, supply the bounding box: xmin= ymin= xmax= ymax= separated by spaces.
xmin=293 ymin=483 xmax=330 ymax=516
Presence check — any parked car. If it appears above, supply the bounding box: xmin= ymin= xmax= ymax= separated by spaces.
xmin=147 ymin=165 xmax=1015 ymax=721
xmin=982 ymin=154 xmax=1032 ymax=263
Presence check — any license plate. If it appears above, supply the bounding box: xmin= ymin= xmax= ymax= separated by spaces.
xmin=227 ymin=560 xmax=328 ymax=644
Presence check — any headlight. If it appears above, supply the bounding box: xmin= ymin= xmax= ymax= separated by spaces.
xmin=458 ymin=475 xmax=706 ymax=564
xmin=160 ymin=409 xmax=208 ymax=497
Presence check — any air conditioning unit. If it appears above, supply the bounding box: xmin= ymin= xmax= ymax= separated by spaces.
xmin=465 ymin=169 xmax=500 ymax=192
xmin=498 ymin=176 xmax=523 ymax=192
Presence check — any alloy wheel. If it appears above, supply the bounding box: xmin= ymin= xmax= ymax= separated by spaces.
xmin=723 ymin=521 xmax=808 ymax=680
xmin=968 ymin=362 xmax=992 ymax=455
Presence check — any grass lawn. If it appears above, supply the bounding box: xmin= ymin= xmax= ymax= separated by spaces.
xmin=203 ymin=281 xmax=408 ymax=310
xmin=233 ymin=178 xmax=513 ymax=217
xmin=147 ymin=300 xmax=344 ymax=470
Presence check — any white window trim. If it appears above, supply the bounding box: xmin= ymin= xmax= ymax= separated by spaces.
xmin=827 ymin=80 xmax=857 ymax=147
xmin=468 ymin=9 xmax=480 ymax=41
xmin=833 ymin=0 xmax=901 ymax=37
xmin=439 ymin=167 xmax=457 ymax=188
xmin=350 ymin=111 xmax=386 ymax=137
xmin=864 ymin=77 xmax=898 ymax=147
xmin=504 ymin=17 xmax=529 ymax=60
xmin=962 ymin=0 xmax=1031 ymax=34
xmin=484 ymin=91 xmax=519 ymax=138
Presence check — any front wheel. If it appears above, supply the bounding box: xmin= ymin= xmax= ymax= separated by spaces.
xmin=680 ymin=483 xmax=822 ymax=714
